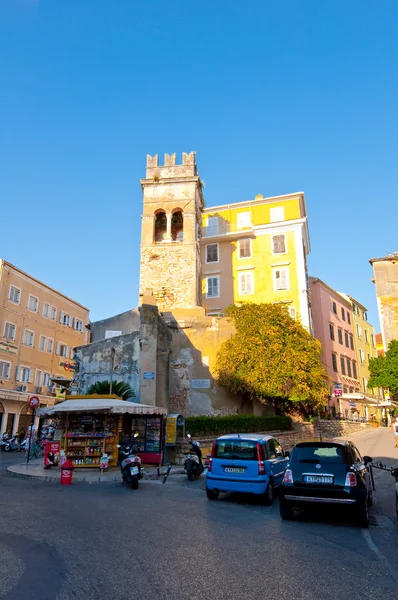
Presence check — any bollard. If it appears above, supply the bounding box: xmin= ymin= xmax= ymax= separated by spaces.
xmin=60 ymin=460 xmax=75 ymax=485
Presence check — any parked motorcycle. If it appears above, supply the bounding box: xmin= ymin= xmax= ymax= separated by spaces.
xmin=1 ymin=433 xmax=19 ymax=452
xmin=184 ymin=434 xmax=204 ymax=481
xmin=117 ymin=434 xmax=144 ymax=490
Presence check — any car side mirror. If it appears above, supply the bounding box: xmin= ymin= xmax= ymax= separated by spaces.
xmin=363 ymin=456 xmax=372 ymax=465
xmin=284 ymin=451 xmax=290 ymax=458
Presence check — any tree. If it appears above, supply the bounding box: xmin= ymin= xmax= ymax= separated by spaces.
xmin=86 ymin=380 xmax=136 ymax=399
xmin=215 ymin=303 xmax=330 ymax=415
xmin=368 ymin=340 xmax=398 ymax=400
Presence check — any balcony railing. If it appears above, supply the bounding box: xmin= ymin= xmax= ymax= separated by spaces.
xmin=201 ymin=223 xmax=254 ymax=238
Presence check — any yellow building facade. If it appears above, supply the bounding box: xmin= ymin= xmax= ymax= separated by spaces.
xmin=201 ymin=193 xmax=311 ymax=330
xmin=0 ymin=260 xmax=90 ymax=435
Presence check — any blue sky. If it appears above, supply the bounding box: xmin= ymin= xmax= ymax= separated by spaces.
xmin=1 ymin=1 xmax=397 ymax=327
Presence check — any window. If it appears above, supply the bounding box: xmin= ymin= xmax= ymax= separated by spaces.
xmin=338 ymin=328 xmax=343 ymax=344
xmin=272 ymin=234 xmax=286 ymax=254
xmin=0 ymin=361 xmax=11 ymax=379
xmin=362 ymin=377 xmax=368 ymax=392
xmin=364 ymin=329 xmax=369 ymax=343
xmin=344 ymin=332 xmax=349 ymax=348
xmin=60 ymin=312 xmax=71 ymax=326
xmin=274 ymin=268 xmax=289 ymax=291
xmin=238 ymin=272 xmax=254 ymax=295
xmin=20 ymin=367 xmax=31 ymax=383
xmin=329 ymin=324 xmax=335 ymax=341
xmin=359 ymin=349 xmax=365 ymax=364
xmin=56 ymin=343 xmax=68 ymax=357
xmin=43 ymin=373 xmax=51 ymax=387
xmin=171 ymin=210 xmax=183 ymax=241
xmin=341 ymin=307 xmax=345 ymax=321
xmin=154 ymin=210 xmax=167 ymax=242
xmin=51 ymin=307 xmax=57 ymax=321
xmin=206 ymin=216 xmax=219 ymax=235
xmin=47 ymin=338 xmax=54 ymax=353
xmin=332 ymin=353 xmax=338 ymax=372
xmin=352 ymin=361 xmax=357 ymax=379
xmin=70 ymin=348 xmax=75 ymax=359
xmin=356 ymin=323 xmax=362 ymax=338
xmin=346 ymin=358 xmax=352 ymax=378
xmin=347 ymin=312 xmax=351 ymax=325
xmin=349 ymin=387 xmax=354 ymax=394
xmin=28 ymin=295 xmax=39 ymax=313
xmin=270 ymin=206 xmax=284 ymax=222
xmin=206 ymin=276 xmax=220 ymax=298
xmin=288 ymin=306 xmax=296 ymax=320
xmin=206 ymin=243 xmax=219 ymax=263
xmin=350 ymin=334 xmax=354 ymax=350
xmin=340 ymin=356 xmax=346 ymax=375
xmin=74 ymin=319 xmax=83 ymax=332
xmin=214 ymin=439 xmax=258 ymax=461
xmin=367 ymin=353 xmax=371 ymax=364
xmin=4 ymin=322 xmax=16 ymax=341
xmin=23 ymin=330 xmax=34 ymax=347
xmin=371 ymin=334 xmax=375 ymax=347
xmin=9 ymin=285 xmax=21 ymax=304
xmin=332 ymin=301 xmax=337 ymax=315
xmin=363 ymin=311 xmax=367 ymax=321
xmin=39 ymin=335 xmax=47 ymax=352
xmin=238 ymin=238 xmax=252 ymax=259
xmin=43 ymin=303 xmax=50 ymax=318
xmin=237 ymin=212 xmax=251 ymax=229
xmin=343 ymin=386 xmax=348 ymax=394
xmin=35 ymin=370 xmax=42 ymax=386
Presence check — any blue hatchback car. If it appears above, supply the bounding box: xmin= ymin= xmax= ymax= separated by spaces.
xmin=206 ymin=434 xmax=290 ymax=504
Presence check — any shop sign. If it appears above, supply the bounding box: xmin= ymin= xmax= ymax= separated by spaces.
xmin=333 ymin=383 xmax=342 ymax=397
xmin=191 ymin=379 xmax=211 ymax=389
xmin=0 ymin=342 xmax=17 ymax=355
xmin=143 ymin=372 xmax=155 ymax=380
xmin=165 ymin=414 xmax=184 ymax=446
xmin=349 ymin=402 xmax=356 ymax=407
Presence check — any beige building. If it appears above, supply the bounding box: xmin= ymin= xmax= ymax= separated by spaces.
xmin=369 ymin=253 xmax=398 ymax=351
xmin=0 ymin=260 xmax=90 ymax=435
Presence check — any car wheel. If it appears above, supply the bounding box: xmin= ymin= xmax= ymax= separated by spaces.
xmin=357 ymin=499 xmax=369 ymax=528
xmin=279 ymin=497 xmax=294 ymax=520
xmin=263 ymin=482 xmax=275 ymax=506
xmin=206 ymin=487 xmax=219 ymax=501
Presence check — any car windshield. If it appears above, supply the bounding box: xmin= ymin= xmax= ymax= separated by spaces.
xmin=291 ymin=444 xmax=346 ymax=464
xmin=214 ymin=440 xmax=258 ymax=461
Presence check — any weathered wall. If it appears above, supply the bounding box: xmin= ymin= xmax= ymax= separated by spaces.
xmin=165 ymin=307 xmax=259 ymax=416
xmin=74 ymin=333 xmax=140 ymax=400
xmin=371 ymin=257 xmax=398 ymax=350
xmin=90 ymin=309 xmax=140 ymax=342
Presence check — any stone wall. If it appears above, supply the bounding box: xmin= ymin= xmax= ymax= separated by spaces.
xmin=371 ymin=256 xmax=398 ymax=349
xmin=90 ymin=309 xmax=140 ymax=342
xmin=167 ymin=420 xmax=371 ymax=465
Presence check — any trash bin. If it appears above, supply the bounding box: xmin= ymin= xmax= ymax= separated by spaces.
xmin=60 ymin=460 xmax=75 ymax=485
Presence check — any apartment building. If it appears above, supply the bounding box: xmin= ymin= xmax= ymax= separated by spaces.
xmin=0 ymin=260 xmax=90 ymax=435
xmin=309 ymin=277 xmax=360 ymax=417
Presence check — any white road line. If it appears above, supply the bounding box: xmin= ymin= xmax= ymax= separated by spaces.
xmin=362 ymin=529 xmax=398 ymax=583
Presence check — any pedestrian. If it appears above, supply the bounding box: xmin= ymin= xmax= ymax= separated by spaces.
xmin=18 ymin=427 xmax=26 ymax=444
xmin=392 ymin=416 xmax=398 ymax=448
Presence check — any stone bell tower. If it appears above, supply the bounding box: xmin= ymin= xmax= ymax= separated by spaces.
xmin=139 ymin=152 xmax=204 ymax=310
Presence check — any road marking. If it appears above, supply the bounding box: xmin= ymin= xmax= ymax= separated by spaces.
xmin=362 ymin=529 xmax=398 ymax=583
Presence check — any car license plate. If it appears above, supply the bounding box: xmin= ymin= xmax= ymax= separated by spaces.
xmin=130 ymin=466 xmax=139 ymax=476
xmin=303 ymin=475 xmax=333 ymax=484
xmin=225 ymin=467 xmax=245 ymax=474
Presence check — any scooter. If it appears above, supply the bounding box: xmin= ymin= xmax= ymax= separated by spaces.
xmin=1 ymin=434 xmax=19 ymax=452
xmin=117 ymin=434 xmax=144 ymax=490
xmin=184 ymin=434 xmax=204 ymax=481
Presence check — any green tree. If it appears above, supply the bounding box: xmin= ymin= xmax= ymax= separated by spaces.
xmin=368 ymin=340 xmax=398 ymax=400
xmin=215 ymin=303 xmax=330 ymax=415
xmin=86 ymin=380 xmax=136 ymax=399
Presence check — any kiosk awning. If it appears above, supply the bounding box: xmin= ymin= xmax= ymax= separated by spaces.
xmin=39 ymin=398 xmax=167 ymax=416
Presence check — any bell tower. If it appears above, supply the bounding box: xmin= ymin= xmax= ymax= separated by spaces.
xmin=139 ymin=152 xmax=204 ymax=310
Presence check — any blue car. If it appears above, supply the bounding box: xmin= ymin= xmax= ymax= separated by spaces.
xmin=206 ymin=434 xmax=290 ymax=504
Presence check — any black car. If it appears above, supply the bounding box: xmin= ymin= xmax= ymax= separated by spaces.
xmin=279 ymin=441 xmax=373 ymax=527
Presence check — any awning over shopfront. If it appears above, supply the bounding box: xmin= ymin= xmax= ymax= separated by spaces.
xmin=341 ymin=393 xmax=379 ymax=405
xmin=38 ymin=398 xmax=167 ymax=416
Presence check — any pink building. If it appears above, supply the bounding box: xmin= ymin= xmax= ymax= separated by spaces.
xmin=309 ymin=277 xmax=360 ymax=417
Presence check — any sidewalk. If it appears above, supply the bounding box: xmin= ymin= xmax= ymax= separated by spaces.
xmin=7 ymin=459 xmax=184 ymax=484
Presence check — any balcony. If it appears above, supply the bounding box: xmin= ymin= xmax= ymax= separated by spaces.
xmin=201 ymin=222 xmax=254 ymax=240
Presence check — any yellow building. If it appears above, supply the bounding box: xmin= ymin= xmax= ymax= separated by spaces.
xmin=0 ymin=260 xmax=90 ymax=436
xmin=201 ymin=193 xmax=311 ymax=330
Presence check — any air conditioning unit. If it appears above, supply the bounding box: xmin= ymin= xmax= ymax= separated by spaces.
xmin=16 ymin=385 xmax=28 ymax=392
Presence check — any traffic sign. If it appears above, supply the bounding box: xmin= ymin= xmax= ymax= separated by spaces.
xmin=29 ymin=395 xmax=40 ymax=408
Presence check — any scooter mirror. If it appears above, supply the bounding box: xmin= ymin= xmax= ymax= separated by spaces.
xmin=116 ymin=444 xmax=121 ymax=448
xmin=187 ymin=434 xmax=192 ymax=439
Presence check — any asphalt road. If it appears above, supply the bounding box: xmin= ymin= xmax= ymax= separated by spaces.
xmin=1 ymin=428 xmax=398 ymax=600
